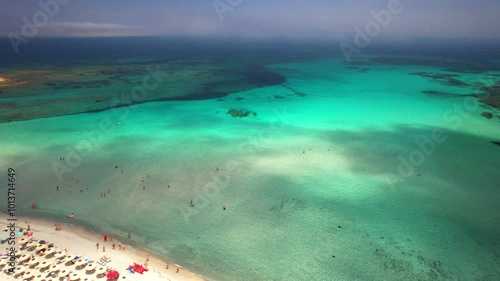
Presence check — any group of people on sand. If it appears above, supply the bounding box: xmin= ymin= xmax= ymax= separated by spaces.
xmin=97 ymin=233 xmax=130 ymax=252
xmin=164 ymin=262 xmax=181 ymax=273
xmin=54 ymin=224 xmax=62 ymax=231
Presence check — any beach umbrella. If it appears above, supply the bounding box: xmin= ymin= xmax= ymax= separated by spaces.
xmin=37 ymin=244 xmax=48 ymax=253
xmin=13 ymin=266 xmax=25 ymax=277
xmin=23 ymin=270 xmax=35 ymax=279
xmin=59 ymin=268 xmax=70 ymax=277
xmin=19 ymin=254 xmax=30 ymax=262
xmin=75 ymin=259 xmax=87 ymax=269
xmin=95 ymin=266 xmax=106 ymax=277
xmin=25 ymin=241 xmax=37 ymax=250
xmin=16 ymin=250 xmax=29 ymax=259
xmin=44 ymin=250 xmax=57 ymax=259
xmin=65 ymin=256 xmax=80 ymax=267
xmin=49 ymin=264 xmax=61 ymax=274
xmin=68 ymin=272 xmax=81 ymax=280
xmin=54 ymin=252 xmax=65 ymax=259
xmin=28 ymin=257 xmax=39 ymax=268
xmin=84 ymin=262 xmax=96 ymax=274
xmin=56 ymin=255 xmax=70 ymax=264
xmin=106 ymin=270 xmax=119 ymax=280
xmin=18 ymin=246 xmax=29 ymax=252
xmin=38 ymin=260 xmax=50 ymax=270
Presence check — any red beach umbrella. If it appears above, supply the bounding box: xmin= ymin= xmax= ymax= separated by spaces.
xmin=106 ymin=270 xmax=120 ymax=280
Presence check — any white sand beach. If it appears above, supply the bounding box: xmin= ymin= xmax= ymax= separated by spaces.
xmin=0 ymin=215 xmax=207 ymax=281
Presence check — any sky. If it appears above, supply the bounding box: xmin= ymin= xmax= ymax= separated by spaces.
xmin=0 ymin=0 xmax=499 ymax=40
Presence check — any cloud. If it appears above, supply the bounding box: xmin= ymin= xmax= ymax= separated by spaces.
xmin=44 ymin=22 xmax=150 ymax=37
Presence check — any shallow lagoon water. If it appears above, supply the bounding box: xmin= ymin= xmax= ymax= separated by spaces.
xmin=0 ymin=39 xmax=499 ymax=281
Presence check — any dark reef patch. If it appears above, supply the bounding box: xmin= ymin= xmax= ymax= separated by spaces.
xmin=0 ymin=62 xmax=285 ymax=123
xmin=475 ymin=81 xmax=500 ymax=109
xmin=410 ymin=72 xmax=470 ymax=87
xmin=268 ymin=197 xmax=306 ymax=212
xmin=346 ymin=61 xmax=371 ymax=66
xmin=226 ymin=108 xmax=257 ymax=118
xmin=416 ymin=255 xmax=449 ymax=280
xmin=421 ymin=90 xmax=454 ymax=97
xmin=242 ymin=64 xmax=286 ymax=87
xmin=45 ymin=80 xmax=114 ymax=90
xmin=420 ymin=90 xmax=474 ymax=98
xmin=370 ymin=56 xmax=498 ymax=74
xmin=154 ymin=64 xmax=285 ymax=102
xmin=281 ymin=85 xmax=307 ymax=97
xmin=481 ymin=112 xmax=493 ymax=119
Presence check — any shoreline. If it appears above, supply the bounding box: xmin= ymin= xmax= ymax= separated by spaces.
xmin=0 ymin=214 xmax=209 ymax=281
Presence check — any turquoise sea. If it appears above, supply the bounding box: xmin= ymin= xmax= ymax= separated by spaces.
xmin=0 ymin=38 xmax=499 ymax=280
